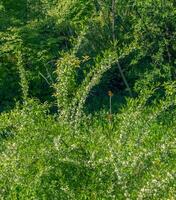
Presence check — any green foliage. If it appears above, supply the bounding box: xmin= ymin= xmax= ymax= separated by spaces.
xmin=0 ymin=0 xmax=176 ymax=199
xmin=0 ymin=82 xmax=175 ymax=199
xmin=16 ymin=50 xmax=29 ymax=101
xmin=0 ymin=0 xmax=175 ymax=111
xmin=54 ymin=52 xmax=81 ymax=117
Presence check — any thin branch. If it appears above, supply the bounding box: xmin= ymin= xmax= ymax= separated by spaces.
xmin=165 ymin=25 xmax=172 ymax=63
xmin=117 ymin=61 xmax=133 ymax=97
xmin=39 ymin=72 xmax=51 ymax=86
xmin=45 ymin=65 xmax=54 ymax=84
xmin=111 ymin=0 xmax=116 ymax=42
xmin=111 ymin=0 xmax=132 ymax=97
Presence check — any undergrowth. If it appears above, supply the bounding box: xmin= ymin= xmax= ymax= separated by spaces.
xmin=0 ymin=1 xmax=176 ymax=199
xmin=0 ymin=80 xmax=175 ymax=200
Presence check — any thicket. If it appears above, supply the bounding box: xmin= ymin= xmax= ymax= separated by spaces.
xmin=0 ymin=0 xmax=176 ymax=199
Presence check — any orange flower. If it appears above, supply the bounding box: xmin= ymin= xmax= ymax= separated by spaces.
xmin=108 ymin=90 xmax=113 ymax=97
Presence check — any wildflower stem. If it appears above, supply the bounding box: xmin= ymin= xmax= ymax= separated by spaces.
xmin=110 ymin=96 xmax=112 ymax=115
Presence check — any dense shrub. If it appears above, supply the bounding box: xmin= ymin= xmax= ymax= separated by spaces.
xmin=0 ymin=80 xmax=175 ymax=199
xmin=0 ymin=1 xmax=176 ymax=199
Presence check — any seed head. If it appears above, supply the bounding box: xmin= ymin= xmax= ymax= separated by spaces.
xmin=108 ymin=90 xmax=113 ymax=97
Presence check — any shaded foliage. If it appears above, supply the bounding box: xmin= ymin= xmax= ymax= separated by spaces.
xmin=0 ymin=0 xmax=175 ymax=112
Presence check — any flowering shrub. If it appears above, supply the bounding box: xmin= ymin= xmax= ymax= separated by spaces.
xmin=0 ymin=81 xmax=175 ymax=199
xmin=0 ymin=0 xmax=176 ymax=199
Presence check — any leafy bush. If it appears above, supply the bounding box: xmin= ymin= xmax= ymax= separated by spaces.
xmin=0 ymin=0 xmax=176 ymax=199
xmin=0 ymin=80 xmax=175 ymax=199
